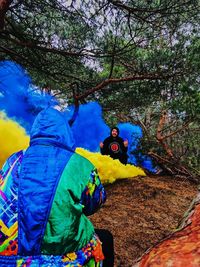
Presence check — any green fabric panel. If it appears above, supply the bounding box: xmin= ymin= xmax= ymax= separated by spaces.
xmin=41 ymin=153 xmax=95 ymax=254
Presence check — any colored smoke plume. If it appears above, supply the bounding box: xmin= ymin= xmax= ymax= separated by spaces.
xmin=0 ymin=60 xmax=57 ymax=132
xmin=0 ymin=112 xmax=29 ymax=167
xmin=76 ymin=147 xmax=146 ymax=184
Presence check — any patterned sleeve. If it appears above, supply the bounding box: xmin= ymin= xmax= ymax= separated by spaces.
xmin=0 ymin=150 xmax=24 ymax=182
xmin=80 ymin=168 xmax=107 ymax=216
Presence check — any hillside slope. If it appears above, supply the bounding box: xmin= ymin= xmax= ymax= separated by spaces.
xmin=90 ymin=175 xmax=197 ymax=267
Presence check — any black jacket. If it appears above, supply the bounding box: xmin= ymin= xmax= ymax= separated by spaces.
xmin=100 ymin=135 xmax=128 ymax=164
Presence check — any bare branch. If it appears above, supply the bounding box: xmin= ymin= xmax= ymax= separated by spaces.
xmin=109 ymin=0 xmax=193 ymax=15
xmin=76 ymin=71 xmax=182 ymax=100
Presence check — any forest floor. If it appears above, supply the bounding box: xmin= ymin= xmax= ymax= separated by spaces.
xmin=90 ymin=175 xmax=198 ymax=267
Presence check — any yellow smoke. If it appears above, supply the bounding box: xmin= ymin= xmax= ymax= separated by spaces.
xmin=76 ymin=147 xmax=146 ymax=184
xmin=0 ymin=114 xmax=146 ymax=184
xmin=0 ymin=112 xmax=29 ymax=168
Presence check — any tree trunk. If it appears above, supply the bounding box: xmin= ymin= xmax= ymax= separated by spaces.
xmin=156 ymin=110 xmax=174 ymax=158
xmin=0 ymin=0 xmax=12 ymax=30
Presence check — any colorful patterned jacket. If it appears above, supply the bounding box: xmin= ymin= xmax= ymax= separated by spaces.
xmin=0 ymin=107 xmax=106 ymax=267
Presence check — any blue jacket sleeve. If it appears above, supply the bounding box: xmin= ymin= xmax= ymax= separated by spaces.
xmin=80 ymin=168 xmax=106 ymax=216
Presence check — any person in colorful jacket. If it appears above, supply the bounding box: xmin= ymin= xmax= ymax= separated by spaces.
xmin=0 ymin=106 xmax=113 ymax=267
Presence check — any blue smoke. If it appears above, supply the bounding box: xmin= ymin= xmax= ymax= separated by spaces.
xmin=0 ymin=60 xmax=157 ymax=173
xmin=0 ymin=60 xmax=57 ymax=132
xmin=117 ymin=123 xmax=157 ymax=172
xmin=65 ymin=102 xmax=110 ymax=152
xmin=117 ymin=122 xmax=142 ymax=164
xmin=66 ymin=103 xmax=157 ymax=173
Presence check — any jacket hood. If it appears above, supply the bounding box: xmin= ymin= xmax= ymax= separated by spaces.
xmin=110 ymin=127 xmax=119 ymax=136
xmin=30 ymin=107 xmax=75 ymax=150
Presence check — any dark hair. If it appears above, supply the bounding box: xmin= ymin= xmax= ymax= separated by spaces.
xmin=110 ymin=127 xmax=119 ymax=135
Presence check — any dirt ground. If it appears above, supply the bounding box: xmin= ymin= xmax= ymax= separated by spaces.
xmin=90 ymin=175 xmax=198 ymax=267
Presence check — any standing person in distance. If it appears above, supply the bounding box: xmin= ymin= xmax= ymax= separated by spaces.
xmin=100 ymin=127 xmax=128 ymax=165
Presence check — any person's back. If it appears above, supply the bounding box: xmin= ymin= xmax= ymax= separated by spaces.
xmin=0 ymin=107 xmax=110 ymax=267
